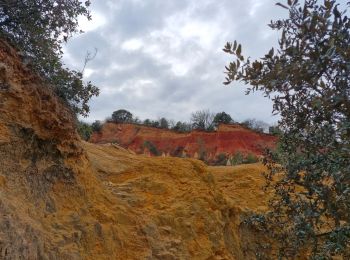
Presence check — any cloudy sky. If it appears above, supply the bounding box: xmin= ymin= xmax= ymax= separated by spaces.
xmin=63 ymin=0 xmax=288 ymax=124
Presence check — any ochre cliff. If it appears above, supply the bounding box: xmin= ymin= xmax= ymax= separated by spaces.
xmin=90 ymin=123 xmax=277 ymax=161
xmin=0 ymin=38 xmax=275 ymax=259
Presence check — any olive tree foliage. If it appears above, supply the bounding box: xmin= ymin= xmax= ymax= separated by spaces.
xmin=0 ymin=0 xmax=99 ymax=116
xmin=224 ymin=0 xmax=350 ymax=258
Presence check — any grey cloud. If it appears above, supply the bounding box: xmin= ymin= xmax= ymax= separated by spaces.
xmin=97 ymin=0 xmax=190 ymax=38
xmin=64 ymin=0 xmax=289 ymax=124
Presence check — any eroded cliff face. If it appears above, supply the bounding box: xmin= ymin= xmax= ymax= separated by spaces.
xmin=0 ymin=39 xmax=101 ymax=259
xmin=90 ymin=123 xmax=276 ymax=162
xmin=0 ymin=39 xmax=272 ymax=259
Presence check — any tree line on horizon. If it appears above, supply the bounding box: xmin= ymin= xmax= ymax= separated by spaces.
xmin=77 ymin=109 xmax=280 ymax=140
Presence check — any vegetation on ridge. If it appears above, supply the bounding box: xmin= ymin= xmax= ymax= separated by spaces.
xmin=0 ymin=0 xmax=99 ymax=116
xmin=79 ymin=108 xmax=275 ymax=138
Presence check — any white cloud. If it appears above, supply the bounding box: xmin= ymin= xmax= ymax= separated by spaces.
xmin=83 ymin=68 xmax=94 ymax=78
xmin=140 ymin=8 xmax=223 ymax=76
xmin=249 ymin=0 xmax=263 ymax=17
xmin=102 ymin=79 xmax=158 ymax=99
xmin=110 ymin=62 xmax=138 ymax=72
xmin=121 ymin=38 xmax=143 ymax=52
xmin=78 ymin=11 xmax=106 ymax=32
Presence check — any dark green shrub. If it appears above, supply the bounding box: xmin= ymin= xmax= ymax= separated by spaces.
xmin=143 ymin=141 xmax=160 ymax=156
xmin=143 ymin=119 xmax=152 ymax=126
xmin=91 ymin=120 xmax=103 ymax=133
xmin=77 ymin=121 xmax=92 ymax=141
xmin=172 ymin=146 xmax=185 ymax=157
xmin=213 ymin=112 xmax=233 ymax=126
xmin=172 ymin=121 xmax=192 ymax=132
xmin=268 ymin=126 xmax=282 ymax=136
xmin=198 ymin=150 xmax=208 ymax=163
xmin=111 ymin=109 xmax=133 ymax=123
xmin=244 ymin=153 xmax=258 ymax=164
xmin=159 ymin=118 xmax=169 ymax=129
xmin=230 ymin=151 xmax=244 ymax=165
xmin=215 ymin=153 xmax=228 ymax=166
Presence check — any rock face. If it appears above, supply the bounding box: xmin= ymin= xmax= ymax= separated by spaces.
xmin=0 ymin=39 xmax=272 ymax=259
xmin=84 ymin=143 xmax=271 ymax=259
xmin=90 ymin=123 xmax=277 ymax=162
xmin=0 ymin=39 xmax=85 ymax=259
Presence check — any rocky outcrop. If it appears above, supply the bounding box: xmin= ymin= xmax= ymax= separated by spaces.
xmin=0 ymin=38 xmax=273 ymax=259
xmin=90 ymin=123 xmax=277 ymax=162
xmin=0 ymin=39 xmax=85 ymax=259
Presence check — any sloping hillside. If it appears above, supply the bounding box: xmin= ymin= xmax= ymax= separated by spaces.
xmin=85 ymin=142 xmax=272 ymax=259
xmin=90 ymin=123 xmax=277 ymax=162
xmin=0 ymin=38 xmax=276 ymax=259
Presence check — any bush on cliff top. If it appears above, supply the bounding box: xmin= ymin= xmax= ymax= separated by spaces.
xmin=0 ymin=0 xmax=99 ymax=116
xmin=77 ymin=121 xmax=92 ymax=141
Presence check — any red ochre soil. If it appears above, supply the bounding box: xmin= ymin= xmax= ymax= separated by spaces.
xmin=90 ymin=123 xmax=277 ymax=161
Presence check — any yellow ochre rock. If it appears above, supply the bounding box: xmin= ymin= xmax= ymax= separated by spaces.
xmin=0 ymin=38 xmax=273 ymax=259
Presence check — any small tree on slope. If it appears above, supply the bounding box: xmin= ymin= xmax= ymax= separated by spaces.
xmin=224 ymin=0 xmax=350 ymax=258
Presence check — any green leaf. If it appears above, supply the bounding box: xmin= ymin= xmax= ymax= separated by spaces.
xmin=223 ymin=42 xmax=233 ymax=53
xmin=276 ymin=2 xmax=289 ymax=9
xmin=236 ymin=44 xmax=242 ymax=56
